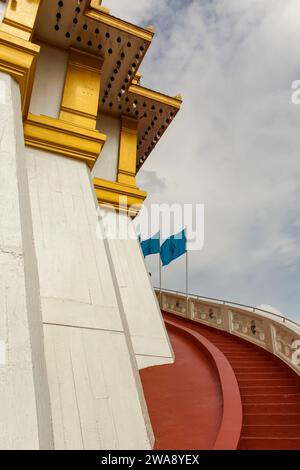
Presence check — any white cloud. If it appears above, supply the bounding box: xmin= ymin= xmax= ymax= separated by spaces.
xmin=105 ymin=1 xmax=300 ymax=320
xmin=257 ymin=304 xmax=283 ymax=316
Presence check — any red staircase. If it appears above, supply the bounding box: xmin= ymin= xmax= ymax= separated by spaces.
xmin=141 ymin=312 xmax=300 ymax=450
xmin=168 ymin=314 xmax=300 ymax=450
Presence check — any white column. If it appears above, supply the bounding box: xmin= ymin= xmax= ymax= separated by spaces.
xmin=103 ymin=211 xmax=174 ymax=369
xmin=0 ymin=73 xmax=53 ymax=449
xmin=26 ymin=147 xmax=154 ymax=450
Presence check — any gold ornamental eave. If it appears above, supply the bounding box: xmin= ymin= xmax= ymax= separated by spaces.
xmin=129 ymin=86 xmax=182 ymax=170
xmin=0 ymin=0 xmax=182 ymax=216
xmin=0 ymin=0 xmax=42 ymax=41
xmin=0 ymin=30 xmax=40 ymax=117
xmin=24 ymin=113 xmax=107 ymax=169
xmin=93 ymin=177 xmax=147 ymax=218
xmin=33 ymin=0 xmax=154 ymax=115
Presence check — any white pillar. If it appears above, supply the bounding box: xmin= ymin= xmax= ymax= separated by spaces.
xmin=0 ymin=73 xmax=53 ymax=449
xmin=26 ymin=147 xmax=154 ymax=449
xmin=102 ymin=211 xmax=174 ymax=369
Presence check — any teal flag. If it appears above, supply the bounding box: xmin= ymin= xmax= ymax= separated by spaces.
xmin=140 ymin=232 xmax=160 ymax=258
xmin=160 ymin=229 xmax=187 ymax=266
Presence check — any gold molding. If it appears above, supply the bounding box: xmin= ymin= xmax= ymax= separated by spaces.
xmin=129 ymin=84 xmax=182 ymax=109
xmin=85 ymin=1 xmax=154 ymax=42
xmin=94 ymin=178 xmax=147 ymax=217
xmin=0 ymin=31 xmax=40 ymax=116
xmin=132 ymin=72 xmax=142 ymax=85
xmin=95 ymin=116 xmax=146 ymax=217
xmin=60 ymin=49 xmax=103 ymax=130
xmin=24 ymin=113 xmax=106 ymax=169
xmin=117 ymin=116 xmax=138 ymax=187
xmin=0 ymin=0 xmax=42 ymax=41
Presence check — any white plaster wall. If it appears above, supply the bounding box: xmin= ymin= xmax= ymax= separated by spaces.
xmin=26 ymin=148 xmax=153 ymax=449
xmin=93 ymin=113 xmax=120 ymax=181
xmin=0 ymin=2 xmax=6 ymax=23
xmin=0 ymin=73 xmax=53 ymax=449
xmin=103 ymin=211 xmax=174 ymax=369
xmin=30 ymin=44 xmax=68 ymax=119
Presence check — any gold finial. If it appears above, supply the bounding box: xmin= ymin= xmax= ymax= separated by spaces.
xmin=132 ymin=72 xmax=142 ymax=85
xmin=146 ymin=25 xmax=154 ymax=32
xmin=175 ymin=93 xmax=182 ymax=101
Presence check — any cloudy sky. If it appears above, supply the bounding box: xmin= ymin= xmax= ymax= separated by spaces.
xmin=103 ymin=0 xmax=300 ymax=321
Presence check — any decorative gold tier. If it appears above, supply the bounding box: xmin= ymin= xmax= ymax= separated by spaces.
xmin=0 ymin=31 xmax=40 ymax=116
xmin=24 ymin=114 xmax=106 ymax=169
xmin=94 ymin=178 xmax=147 ymax=218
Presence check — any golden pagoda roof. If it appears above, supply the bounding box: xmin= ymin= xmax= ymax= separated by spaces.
xmin=33 ymin=0 xmax=182 ymax=170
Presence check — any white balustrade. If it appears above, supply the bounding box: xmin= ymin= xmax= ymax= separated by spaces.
xmin=191 ymin=299 xmax=223 ymax=327
xmin=156 ymin=289 xmax=300 ymax=376
xmin=230 ymin=310 xmax=266 ymax=346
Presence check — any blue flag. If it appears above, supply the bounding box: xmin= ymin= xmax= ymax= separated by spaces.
xmin=160 ymin=229 xmax=187 ymax=266
xmin=140 ymin=233 xmax=160 ymax=258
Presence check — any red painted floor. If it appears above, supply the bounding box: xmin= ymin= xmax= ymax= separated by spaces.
xmin=140 ymin=322 xmax=223 ymax=450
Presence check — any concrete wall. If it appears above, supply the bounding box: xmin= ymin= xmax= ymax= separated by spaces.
xmin=102 ymin=210 xmax=174 ymax=369
xmin=26 ymin=147 xmax=154 ymax=449
xmin=0 ymin=72 xmax=53 ymax=449
xmin=30 ymin=44 xmax=68 ymax=119
xmin=0 ymin=2 xmax=6 ymax=23
xmin=93 ymin=113 xmax=120 ymax=181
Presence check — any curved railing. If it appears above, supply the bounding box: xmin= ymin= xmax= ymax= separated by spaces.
xmin=155 ymin=287 xmax=300 ymax=376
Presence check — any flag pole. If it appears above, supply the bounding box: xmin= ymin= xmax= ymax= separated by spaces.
xmin=185 ymin=226 xmax=189 ymax=318
xmin=186 ymin=250 xmax=189 ymax=297
xmin=159 ymin=256 xmax=162 ymax=308
xmin=186 ymin=249 xmax=189 ymax=317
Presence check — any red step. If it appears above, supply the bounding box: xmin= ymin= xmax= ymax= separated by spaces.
xmin=222 ymin=351 xmax=269 ymax=356
xmin=233 ymin=366 xmax=283 ymax=373
xmin=243 ymin=403 xmax=300 ymax=413
xmin=240 ymin=385 xmax=300 ymax=395
xmin=212 ymin=345 xmax=251 ymax=350
xmin=244 ymin=413 xmax=300 ymax=425
xmin=236 ymin=371 xmax=291 ymax=380
xmin=238 ymin=378 xmax=297 ymax=387
xmin=230 ymin=361 xmax=277 ymax=368
xmin=239 ymin=437 xmax=300 ymax=450
xmin=243 ymin=394 xmax=300 ymax=404
xmin=243 ymin=425 xmax=300 ymax=438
